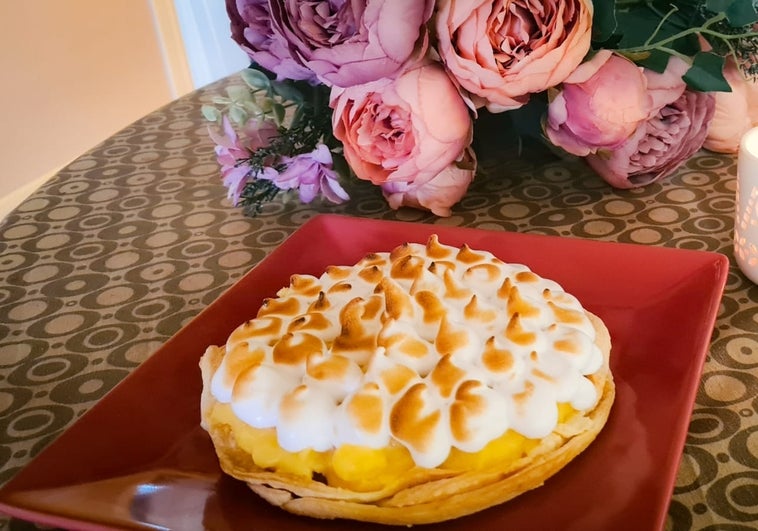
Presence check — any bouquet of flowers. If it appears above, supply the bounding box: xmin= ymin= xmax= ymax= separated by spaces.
xmin=204 ymin=0 xmax=758 ymax=217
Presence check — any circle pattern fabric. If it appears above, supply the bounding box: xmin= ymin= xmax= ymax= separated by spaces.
xmin=0 ymin=75 xmax=756 ymax=530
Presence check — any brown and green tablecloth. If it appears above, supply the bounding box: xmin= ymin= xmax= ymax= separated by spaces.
xmin=1 ymin=75 xmax=756 ymax=530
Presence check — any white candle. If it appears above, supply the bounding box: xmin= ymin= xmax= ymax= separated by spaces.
xmin=735 ymin=127 xmax=758 ymax=283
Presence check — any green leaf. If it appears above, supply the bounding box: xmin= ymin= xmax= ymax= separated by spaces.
xmin=259 ymin=97 xmax=274 ymax=113
xmin=592 ymin=0 xmax=617 ymax=44
xmin=330 ymin=151 xmax=352 ymax=180
xmin=271 ymin=80 xmax=304 ymax=104
xmin=670 ymin=36 xmax=701 ymax=57
xmin=706 ymin=0 xmax=758 ymax=26
xmin=637 ymin=49 xmax=675 ymax=73
xmin=290 ymin=105 xmax=306 ymax=129
xmin=705 ymin=0 xmax=731 ymax=13
xmin=201 ymin=104 xmax=221 ymax=122
xmin=272 ymin=103 xmax=286 ymax=125
xmin=226 ymin=85 xmax=251 ymax=103
xmin=683 ymin=52 xmax=731 ymax=91
xmin=228 ymin=105 xmax=248 ymax=125
xmin=241 ymin=68 xmax=272 ymax=91
xmin=726 ymin=0 xmax=758 ymax=26
xmin=242 ymin=100 xmax=262 ymax=115
xmin=502 ymin=94 xmax=548 ymax=142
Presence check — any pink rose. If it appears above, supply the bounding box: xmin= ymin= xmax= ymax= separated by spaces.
xmin=270 ymin=0 xmax=434 ymax=88
xmin=643 ymin=55 xmax=690 ymax=112
xmin=331 ymin=62 xmax=474 ymax=213
xmin=546 ymin=51 xmax=651 ymax=156
xmin=704 ymin=57 xmax=758 ymax=153
xmin=435 ymin=0 xmax=593 ymax=112
xmin=381 ymin=147 xmax=476 ymax=217
xmin=586 ymin=58 xmax=715 ymax=189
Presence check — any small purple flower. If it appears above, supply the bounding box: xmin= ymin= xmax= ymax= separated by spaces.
xmin=209 ymin=116 xmax=247 ymax=162
xmin=222 ymin=164 xmax=253 ymax=205
xmin=209 ymin=117 xmax=252 ymax=204
xmin=242 ymin=118 xmax=280 ymax=151
xmin=209 ymin=116 xmax=281 ymax=205
xmin=265 ymin=144 xmax=350 ymax=204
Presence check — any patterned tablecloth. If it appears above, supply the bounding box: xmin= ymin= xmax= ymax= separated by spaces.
xmin=0 ymin=75 xmax=756 ymax=530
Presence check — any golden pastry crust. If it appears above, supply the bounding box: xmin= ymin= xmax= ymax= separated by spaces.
xmin=199 ymin=238 xmax=614 ymax=524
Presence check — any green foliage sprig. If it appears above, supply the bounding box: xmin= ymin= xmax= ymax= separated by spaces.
xmin=593 ymin=0 xmax=758 ymax=91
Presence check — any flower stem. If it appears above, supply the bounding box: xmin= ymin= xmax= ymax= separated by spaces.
xmin=644 ymin=5 xmax=680 ymax=46
xmin=699 ymin=28 xmax=758 ymax=41
xmin=614 ymin=0 xmax=646 ymax=6
xmin=619 ymin=12 xmax=731 ymax=54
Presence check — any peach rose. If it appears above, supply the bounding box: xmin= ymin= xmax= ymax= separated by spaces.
xmin=434 ymin=0 xmax=593 ymax=112
xmin=381 ymin=147 xmax=476 ymax=216
xmin=704 ymin=57 xmax=758 ymax=153
xmin=331 ymin=62 xmax=473 ymax=213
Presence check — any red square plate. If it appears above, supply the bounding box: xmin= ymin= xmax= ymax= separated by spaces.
xmin=0 ymin=214 xmax=729 ymax=531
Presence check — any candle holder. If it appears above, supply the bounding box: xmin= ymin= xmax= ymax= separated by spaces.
xmin=735 ymin=127 xmax=758 ymax=283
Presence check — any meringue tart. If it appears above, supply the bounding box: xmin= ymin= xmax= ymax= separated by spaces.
xmin=199 ymin=235 xmax=614 ymax=525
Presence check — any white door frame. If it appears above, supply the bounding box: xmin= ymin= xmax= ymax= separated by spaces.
xmin=150 ymin=0 xmax=248 ymax=93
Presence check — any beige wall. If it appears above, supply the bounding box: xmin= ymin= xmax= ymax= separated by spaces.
xmin=0 ymin=1 xmax=187 ymax=206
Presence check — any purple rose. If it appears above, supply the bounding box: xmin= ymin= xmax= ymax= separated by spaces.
xmin=586 ymin=90 xmax=715 ymax=188
xmin=269 ymin=0 xmax=434 ymax=87
xmin=226 ymin=0 xmax=318 ymax=82
xmin=585 ymin=58 xmax=716 ymax=189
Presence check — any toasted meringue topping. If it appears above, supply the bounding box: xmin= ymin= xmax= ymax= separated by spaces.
xmin=209 ymin=235 xmax=604 ymax=466
xmin=450 ymin=380 xmax=510 ymax=453
xmin=425 ymin=236 xmax=454 ymax=259
xmin=334 ymin=381 xmax=390 ymax=448
xmin=390 ymin=382 xmax=450 ymax=467
xmin=481 ymin=337 xmax=515 ymax=374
